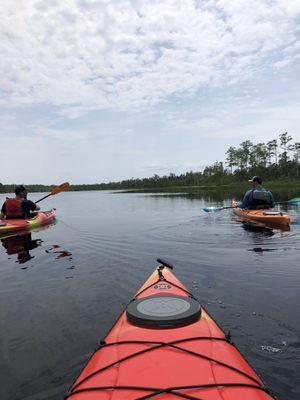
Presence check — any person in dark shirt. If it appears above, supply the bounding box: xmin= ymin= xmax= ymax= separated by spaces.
xmin=238 ymin=176 xmax=275 ymax=209
xmin=0 ymin=185 xmax=40 ymax=219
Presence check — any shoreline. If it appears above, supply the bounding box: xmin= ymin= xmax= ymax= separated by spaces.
xmin=1 ymin=181 xmax=299 ymax=195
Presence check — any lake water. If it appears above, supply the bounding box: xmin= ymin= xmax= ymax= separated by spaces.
xmin=0 ymin=191 xmax=299 ymax=400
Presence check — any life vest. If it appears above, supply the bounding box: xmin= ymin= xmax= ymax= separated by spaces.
xmin=4 ymin=198 xmax=23 ymax=218
xmin=249 ymin=190 xmax=271 ymax=209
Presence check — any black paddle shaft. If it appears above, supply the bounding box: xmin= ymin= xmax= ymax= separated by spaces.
xmin=157 ymin=258 xmax=174 ymax=270
xmin=35 ymin=193 xmax=51 ymax=204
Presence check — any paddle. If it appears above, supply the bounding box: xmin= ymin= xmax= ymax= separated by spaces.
xmin=35 ymin=182 xmax=70 ymax=204
xmin=203 ymin=197 xmax=300 ymax=213
xmin=287 ymin=197 xmax=300 ymax=206
xmin=203 ymin=206 xmax=236 ymax=213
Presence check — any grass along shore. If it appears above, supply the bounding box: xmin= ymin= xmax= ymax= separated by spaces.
xmin=1 ymin=181 xmax=300 ymax=203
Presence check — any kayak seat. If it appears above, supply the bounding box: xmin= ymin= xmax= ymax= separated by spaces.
xmin=126 ymin=294 xmax=201 ymax=328
xmin=248 ymin=205 xmax=271 ymax=210
xmin=263 ymin=211 xmax=283 ymax=216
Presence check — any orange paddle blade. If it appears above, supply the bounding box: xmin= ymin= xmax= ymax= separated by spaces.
xmin=51 ymin=182 xmax=70 ymax=195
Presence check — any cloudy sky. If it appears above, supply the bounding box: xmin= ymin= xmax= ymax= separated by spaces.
xmin=1 ymin=0 xmax=300 ymax=184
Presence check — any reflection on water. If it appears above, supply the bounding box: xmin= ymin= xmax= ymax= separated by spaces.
xmin=1 ymin=233 xmax=42 ymax=264
xmin=242 ymin=222 xmax=275 ymax=236
xmin=46 ymin=246 xmax=73 ymax=259
xmin=0 ymin=191 xmax=299 ymax=400
xmin=249 ymin=247 xmax=277 ymax=253
xmin=125 ymin=187 xmax=300 ymax=205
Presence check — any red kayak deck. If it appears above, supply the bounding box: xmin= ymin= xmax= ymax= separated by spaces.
xmin=67 ymin=263 xmax=274 ymax=400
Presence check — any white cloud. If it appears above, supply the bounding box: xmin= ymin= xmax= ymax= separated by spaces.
xmin=162 ymin=96 xmax=300 ymax=142
xmin=1 ymin=0 xmax=300 ymax=184
xmin=1 ymin=0 xmax=300 ymax=117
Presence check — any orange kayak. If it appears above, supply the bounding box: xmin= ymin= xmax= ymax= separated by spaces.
xmin=232 ymin=201 xmax=290 ymax=227
xmin=0 ymin=209 xmax=56 ymax=237
xmin=67 ymin=260 xmax=274 ymax=400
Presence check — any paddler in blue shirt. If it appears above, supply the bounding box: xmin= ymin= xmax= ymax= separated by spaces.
xmin=239 ymin=176 xmax=275 ymax=209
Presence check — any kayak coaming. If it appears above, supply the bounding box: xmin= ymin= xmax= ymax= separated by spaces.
xmin=67 ymin=266 xmax=274 ymax=400
xmin=0 ymin=209 xmax=56 ymax=236
xmin=232 ymin=201 xmax=290 ymax=227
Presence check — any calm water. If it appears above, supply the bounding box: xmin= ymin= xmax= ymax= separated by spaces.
xmin=0 ymin=191 xmax=299 ymax=400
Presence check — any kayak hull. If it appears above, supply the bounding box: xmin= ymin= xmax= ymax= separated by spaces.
xmin=232 ymin=201 xmax=290 ymax=227
xmin=67 ymin=265 xmax=273 ymax=400
xmin=0 ymin=209 xmax=56 ymax=237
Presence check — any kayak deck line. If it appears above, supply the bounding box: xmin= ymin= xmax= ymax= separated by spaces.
xmin=67 ymin=335 xmax=264 ymax=393
xmin=134 ymin=273 xmax=197 ymax=300
xmin=67 ymin=261 xmax=276 ymax=400
xmin=67 ymin=383 xmax=272 ymax=399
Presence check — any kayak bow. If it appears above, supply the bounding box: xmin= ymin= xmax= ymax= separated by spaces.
xmin=67 ymin=260 xmax=274 ymax=400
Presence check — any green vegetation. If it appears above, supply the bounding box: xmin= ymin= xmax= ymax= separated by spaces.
xmin=1 ymin=132 xmax=300 ymax=194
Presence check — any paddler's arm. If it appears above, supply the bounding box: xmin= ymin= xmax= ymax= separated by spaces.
xmin=0 ymin=203 xmax=6 ymax=219
xmin=27 ymin=200 xmax=40 ymax=212
xmin=239 ymin=190 xmax=252 ymax=208
xmin=22 ymin=200 xmax=40 ymax=218
xmin=269 ymin=192 xmax=275 ymax=208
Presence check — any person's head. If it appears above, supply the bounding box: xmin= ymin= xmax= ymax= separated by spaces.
xmin=249 ymin=176 xmax=262 ymax=189
xmin=15 ymin=185 xmax=27 ymax=199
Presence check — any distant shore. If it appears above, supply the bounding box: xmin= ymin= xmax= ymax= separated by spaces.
xmin=2 ymin=132 xmax=300 ymax=196
xmin=1 ymin=180 xmax=299 ymax=198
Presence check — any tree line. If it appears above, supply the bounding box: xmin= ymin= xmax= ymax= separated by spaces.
xmin=1 ymin=132 xmax=299 ymax=193
xmin=224 ymin=132 xmax=300 ymax=177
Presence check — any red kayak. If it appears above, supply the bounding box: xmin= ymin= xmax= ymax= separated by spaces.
xmin=67 ymin=259 xmax=274 ymax=400
xmin=0 ymin=209 xmax=56 ymax=237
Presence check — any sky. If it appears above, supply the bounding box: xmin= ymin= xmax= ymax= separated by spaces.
xmin=1 ymin=0 xmax=300 ymax=184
